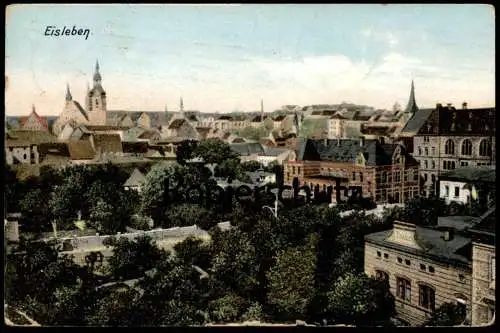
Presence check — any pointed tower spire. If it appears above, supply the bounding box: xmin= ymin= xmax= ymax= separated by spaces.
xmin=31 ymin=104 xmax=36 ymax=114
xmin=93 ymin=59 xmax=102 ymax=85
xmin=180 ymin=97 xmax=184 ymax=117
xmin=260 ymin=99 xmax=264 ymax=122
xmin=404 ymin=79 xmax=418 ymax=114
xmin=66 ymin=83 xmax=73 ymax=101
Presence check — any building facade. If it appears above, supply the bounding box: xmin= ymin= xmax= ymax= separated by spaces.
xmin=469 ymin=208 xmax=495 ymax=326
xmin=284 ymin=138 xmax=420 ymax=204
xmin=364 ymin=221 xmax=473 ymax=326
xmin=438 ymin=167 xmax=496 ymax=207
xmin=399 ymin=102 xmax=495 ymax=198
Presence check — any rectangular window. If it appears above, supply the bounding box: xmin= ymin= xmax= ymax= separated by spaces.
xmin=424 ymin=174 xmax=428 ymax=182
xmin=405 ymin=259 xmax=411 ymax=266
xmin=420 ymin=264 xmax=426 ymax=270
xmin=360 ymin=173 xmax=363 ymax=182
xmin=444 ymin=185 xmax=449 ymax=197
xmin=419 ymin=285 xmax=435 ymax=311
xmin=431 ymin=147 xmax=436 ymax=155
xmin=397 ymin=257 xmax=403 ymax=264
xmin=292 ymin=166 xmax=296 ymax=174
xmin=460 ymin=161 xmax=469 ymax=167
xmin=384 ymin=253 xmax=389 ymax=259
xmin=352 ymin=172 xmax=356 ymax=180
xmin=424 ymin=160 xmax=428 ymax=169
xmin=431 ymin=161 xmax=436 ymax=169
xmin=428 ymin=266 xmax=435 ymax=273
xmin=397 ymin=277 xmax=411 ymax=302
xmin=425 ymin=147 xmax=429 ymax=156
xmin=443 ymin=160 xmax=447 ymax=169
xmin=377 ymin=251 xmax=381 ymax=258
xmin=454 ymin=186 xmax=460 ymax=197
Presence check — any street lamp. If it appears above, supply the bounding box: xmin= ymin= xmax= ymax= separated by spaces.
xmin=262 ymin=188 xmax=279 ymax=218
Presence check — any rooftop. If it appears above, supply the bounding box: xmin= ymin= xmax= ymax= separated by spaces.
xmin=440 ymin=166 xmax=495 ymax=183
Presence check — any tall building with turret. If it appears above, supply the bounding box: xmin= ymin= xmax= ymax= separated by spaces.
xmin=86 ymin=60 xmax=107 ymax=125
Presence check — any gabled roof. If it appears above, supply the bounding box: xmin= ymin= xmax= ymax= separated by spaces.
xmin=399 ymin=108 xmax=434 ymax=136
xmin=123 ymin=168 xmax=147 ymax=187
xmin=365 ymin=224 xmax=472 ymax=264
xmin=168 ymin=119 xmax=186 ymax=129
xmin=67 ymin=140 xmax=95 ymax=160
xmin=71 ymin=101 xmax=88 ymax=120
xmin=6 ymin=130 xmax=57 ymax=143
xmin=230 ymin=142 xmax=266 ymax=156
xmin=297 ymin=138 xmax=395 ymax=166
xmin=21 ymin=110 xmax=50 ymax=131
xmin=92 ymin=134 xmax=123 ymax=153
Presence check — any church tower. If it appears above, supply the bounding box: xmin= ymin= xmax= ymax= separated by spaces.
xmin=404 ymin=79 xmax=418 ymax=115
xmin=86 ymin=60 xmax=107 ymax=125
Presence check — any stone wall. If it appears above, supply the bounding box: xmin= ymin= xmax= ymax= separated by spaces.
xmin=471 ymin=242 xmax=495 ymax=325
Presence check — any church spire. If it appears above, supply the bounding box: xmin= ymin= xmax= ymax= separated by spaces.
xmin=404 ymin=79 xmax=418 ymax=114
xmin=31 ymin=104 xmax=36 ymax=114
xmin=180 ymin=97 xmax=184 ymax=116
xmin=66 ymin=83 xmax=72 ymax=101
xmin=260 ymin=99 xmax=264 ymax=122
xmin=93 ymin=59 xmax=102 ymax=85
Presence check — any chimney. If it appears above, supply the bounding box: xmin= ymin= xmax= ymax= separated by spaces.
xmin=359 ymin=136 xmax=365 ymax=147
xmin=462 ymin=102 xmax=468 ymax=110
xmin=442 ymin=229 xmax=454 ymax=241
xmin=324 ymin=137 xmax=328 ymax=146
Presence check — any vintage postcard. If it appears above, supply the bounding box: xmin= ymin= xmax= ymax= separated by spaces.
xmin=4 ymin=4 xmax=495 ymax=327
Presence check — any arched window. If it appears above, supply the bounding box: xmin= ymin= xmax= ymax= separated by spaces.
xmin=397 ymin=277 xmax=411 ymax=301
xmin=445 ymin=139 xmax=455 ymax=155
xmin=479 ymin=139 xmax=492 ymax=157
xmin=419 ymin=284 xmax=436 ymax=311
xmin=375 ymin=270 xmax=389 ymax=281
xmin=461 ymin=139 xmax=472 ymax=156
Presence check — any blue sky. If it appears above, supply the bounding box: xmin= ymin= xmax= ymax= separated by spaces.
xmin=5 ymin=4 xmax=495 ymax=116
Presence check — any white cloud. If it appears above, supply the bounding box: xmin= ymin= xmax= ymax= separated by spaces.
xmin=361 ymin=27 xmax=399 ymax=48
xmin=5 ymin=51 xmax=495 ymax=117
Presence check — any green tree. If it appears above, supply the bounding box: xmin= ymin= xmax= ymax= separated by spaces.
xmin=208 ymin=293 xmax=247 ymax=324
xmin=5 ymin=240 xmax=82 ymax=324
xmin=266 ymin=234 xmax=318 ymax=321
xmin=173 ymin=235 xmax=213 ymax=270
xmin=325 ymin=273 xmax=395 ymax=325
xmin=131 ymin=263 xmax=209 ymax=326
xmin=209 ymin=228 xmax=259 ymax=298
xmin=236 ymin=126 xmax=269 ymax=141
xmin=85 ymin=287 xmax=139 ymax=326
xmin=176 ymin=139 xmax=198 ymax=165
xmin=193 ymin=139 xmax=239 ymax=165
xmin=105 ymin=235 xmax=169 ymax=280
xmin=163 ymin=203 xmax=217 ymax=230
xmin=423 ymin=302 xmax=467 ymax=327
xmin=241 ymin=160 xmax=263 ymax=172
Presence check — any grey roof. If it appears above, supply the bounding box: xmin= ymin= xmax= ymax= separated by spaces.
xmin=365 ymin=226 xmax=471 ymax=264
xmin=124 ymin=168 xmax=146 ymax=187
xmin=263 ymin=147 xmax=290 ymax=157
xmin=440 ymin=166 xmax=495 ymax=183
xmin=437 ymin=216 xmax=477 ymax=231
xmin=399 ymin=108 xmax=434 ymax=135
xmin=72 ymin=101 xmax=89 ymax=120
xmin=230 ymin=142 xmax=266 ymax=156
xmin=469 ymin=206 xmax=495 ymax=236
xmin=297 ymin=138 xmax=393 ymax=166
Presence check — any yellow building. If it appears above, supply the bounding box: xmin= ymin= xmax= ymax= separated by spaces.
xmin=364 ymin=221 xmax=473 ymax=326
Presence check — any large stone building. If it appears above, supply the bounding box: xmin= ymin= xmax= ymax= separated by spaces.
xmin=469 ymin=209 xmax=496 ymax=326
xmin=364 ymin=221 xmax=473 ymax=326
xmin=364 ymin=206 xmax=495 ymax=327
xmin=284 ymin=137 xmax=420 ymax=204
xmin=399 ymin=102 xmax=495 ymax=198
